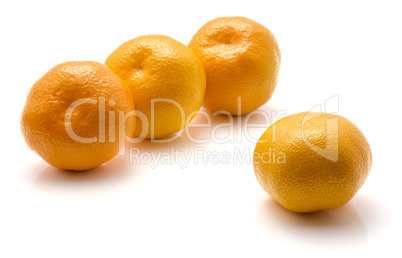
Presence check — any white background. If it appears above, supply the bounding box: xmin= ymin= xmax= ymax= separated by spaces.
xmin=1 ymin=0 xmax=401 ymax=257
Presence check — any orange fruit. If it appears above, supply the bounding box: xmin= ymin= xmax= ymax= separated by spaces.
xmin=188 ymin=16 xmax=281 ymax=115
xmin=253 ymin=112 xmax=372 ymax=213
xmin=105 ymin=35 xmax=206 ymax=139
xmin=21 ymin=61 xmax=135 ymax=171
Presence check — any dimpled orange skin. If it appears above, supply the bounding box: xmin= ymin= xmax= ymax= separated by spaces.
xmin=105 ymin=35 xmax=206 ymax=139
xmin=253 ymin=112 xmax=372 ymax=213
xmin=21 ymin=61 xmax=135 ymax=171
xmin=188 ymin=16 xmax=281 ymax=115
